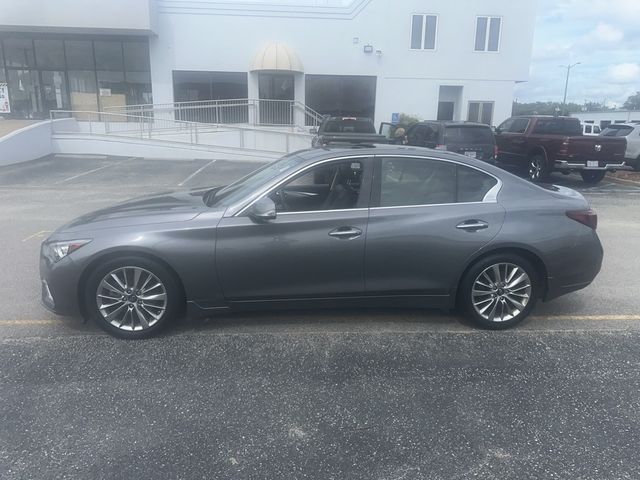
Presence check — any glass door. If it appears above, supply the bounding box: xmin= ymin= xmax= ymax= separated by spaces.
xmin=6 ymin=70 xmax=41 ymax=118
xmin=258 ymin=73 xmax=294 ymax=125
xmin=40 ymin=71 xmax=69 ymax=115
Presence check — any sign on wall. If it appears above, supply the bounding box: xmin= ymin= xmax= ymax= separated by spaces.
xmin=391 ymin=112 xmax=399 ymax=124
xmin=0 ymin=83 xmax=10 ymax=114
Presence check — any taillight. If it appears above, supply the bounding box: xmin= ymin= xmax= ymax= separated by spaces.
xmin=559 ymin=139 xmax=570 ymax=155
xmin=566 ymin=209 xmax=597 ymax=230
xmin=435 ymin=144 xmax=447 ymax=150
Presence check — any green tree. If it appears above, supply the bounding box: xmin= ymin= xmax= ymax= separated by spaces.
xmin=623 ymin=92 xmax=640 ymax=110
xmin=398 ymin=113 xmax=421 ymax=128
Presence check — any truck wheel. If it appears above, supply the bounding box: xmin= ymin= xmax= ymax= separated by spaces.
xmin=580 ymin=171 xmax=606 ymax=184
xmin=528 ymin=154 xmax=549 ymax=182
xmin=635 ymin=156 xmax=640 ymax=172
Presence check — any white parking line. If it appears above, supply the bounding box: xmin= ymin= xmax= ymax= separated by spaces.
xmin=178 ymin=160 xmax=217 ymax=187
xmin=53 ymin=157 xmax=136 ymax=184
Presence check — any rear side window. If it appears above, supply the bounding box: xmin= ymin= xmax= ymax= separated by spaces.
xmin=323 ymin=119 xmax=375 ymax=134
xmin=532 ymin=118 xmax=582 ymax=135
xmin=378 ymin=157 xmax=497 ymax=207
xmin=445 ymin=126 xmax=494 ymax=144
xmin=601 ymin=126 xmax=633 ymax=137
xmin=407 ymin=124 xmax=439 ymax=144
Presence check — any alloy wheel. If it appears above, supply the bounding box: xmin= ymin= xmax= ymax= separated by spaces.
xmin=471 ymin=263 xmax=532 ymax=323
xmin=96 ymin=266 xmax=168 ymax=331
xmin=529 ymin=158 xmax=542 ymax=181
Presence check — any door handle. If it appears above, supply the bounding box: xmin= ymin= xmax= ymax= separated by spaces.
xmin=456 ymin=220 xmax=489 ymax=231
xmin=328 ymin=227 xmax=362 ymax=239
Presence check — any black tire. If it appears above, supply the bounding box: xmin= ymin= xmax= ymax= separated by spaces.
xmin=458 ymin=253 xmax=539 ymax=330
xmin=85 ymin=255 xmax=183 ymax=339
xmin=634 ymin=156 xmax=640 ymax=172
xmin=580 ymin=170 xmax=606 ymax=184
xmin=527 ymin=154 xmax=549 ymax=182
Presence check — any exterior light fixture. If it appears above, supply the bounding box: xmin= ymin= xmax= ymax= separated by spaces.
xmin=363 ymin=44 xmax=373 ymax=54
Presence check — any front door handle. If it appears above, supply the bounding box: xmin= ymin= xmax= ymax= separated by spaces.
xmin=328 ymin=227 xmax=362 ymax=239
xmin=456 ymin=220 xmax=489 ymax=231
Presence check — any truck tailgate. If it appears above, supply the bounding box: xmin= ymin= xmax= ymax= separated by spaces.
xmin=567 ymin=136 xmax=626 ymax=163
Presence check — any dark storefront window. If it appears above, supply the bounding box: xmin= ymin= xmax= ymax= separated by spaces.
xmin=305 ymin=75 xmax=376 ymax=121
xmin=173 ymin=71 xmax=248 ymax=123
xmin=0 ymin=35 xmax=152 ymax=119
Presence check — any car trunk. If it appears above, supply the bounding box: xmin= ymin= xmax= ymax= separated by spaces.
xmin=444 ymin=125 xmax=495 ymax=161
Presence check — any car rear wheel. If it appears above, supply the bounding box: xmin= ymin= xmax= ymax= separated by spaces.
xmin=85 ymin=256 xmax=182 ymax=339
xmin=459 ymin=254 xmax=539 ymax=330
xmin=528 ymin=154 xmax=549 ymax=182
xmin=580 ymin=170 xmax=606 ymax=184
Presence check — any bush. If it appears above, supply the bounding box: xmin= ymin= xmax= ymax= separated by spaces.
xmin=398 ymin=113 xmax=421 ymax=128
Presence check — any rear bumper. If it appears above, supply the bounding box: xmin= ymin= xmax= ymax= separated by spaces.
xmin=554 ymin=160 xmax=632 ymax=172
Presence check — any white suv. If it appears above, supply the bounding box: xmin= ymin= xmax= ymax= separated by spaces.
xmin=600 ymin=123 xmax=640 ymax=171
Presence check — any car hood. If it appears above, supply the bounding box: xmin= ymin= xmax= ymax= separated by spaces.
xmin=58 ymin=188 xmax=214 ymax=233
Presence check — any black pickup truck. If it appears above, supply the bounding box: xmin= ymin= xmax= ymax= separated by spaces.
xmin=311 ymin=117 xmax=388 ymax=147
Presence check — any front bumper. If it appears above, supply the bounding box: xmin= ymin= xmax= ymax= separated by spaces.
xmin=39 ymin=246 xmax=83 ymax=317
xmin=554 ymin=160 xmax=632 ymax=172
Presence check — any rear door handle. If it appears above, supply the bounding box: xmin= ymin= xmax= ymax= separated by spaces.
xmin=456 ymin=220 xmax=489 ymax=231
xmin=328 ymin=227 xmax=362 ymax=239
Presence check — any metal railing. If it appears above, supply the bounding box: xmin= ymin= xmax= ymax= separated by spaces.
xmin=49 ymin=109 xmax=313 ymax=154
xmin=103 ymin=98 xmax=324 ymax=129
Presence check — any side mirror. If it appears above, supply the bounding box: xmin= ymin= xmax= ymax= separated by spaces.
xmin=309 ymin=127 xmax=318 ymax=135
xmin=249 ymin=197 xmax=277 ymax=222
xmin=494 ymin=127 xmax=501 ymax=134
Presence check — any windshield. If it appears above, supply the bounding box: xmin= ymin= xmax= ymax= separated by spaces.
xmin=601 ymin=126 xmax=633 ymax=137
xmin=445 ymin=126 xmax=494 ymax=144
xmin=206 ymin=154 xmax=303 ymax=207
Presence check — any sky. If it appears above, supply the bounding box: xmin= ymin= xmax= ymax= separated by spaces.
xmin=515 ymin=0 xmax=640 ymax=107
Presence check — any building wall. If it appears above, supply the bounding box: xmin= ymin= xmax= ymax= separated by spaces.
xmin=572 ymin=111 xmax=640 ymax=128
xmin=149 ymin=0 xmax=536 ymax=126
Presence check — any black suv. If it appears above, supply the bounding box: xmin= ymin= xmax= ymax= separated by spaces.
xmin=398 ymin=121 xmax=497 ymax=162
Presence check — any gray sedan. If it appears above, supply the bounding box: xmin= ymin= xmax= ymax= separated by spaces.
xmin=40 ymin=145 xmax=603 ymax=338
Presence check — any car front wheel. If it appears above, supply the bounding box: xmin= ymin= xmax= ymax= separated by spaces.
xmin=528 ymin=154 xmax=549 ymax=182
xmin=459 ymin=254 xmax=539 ymax=330
xmin=85 ymin=256 xmax=182 ymax=339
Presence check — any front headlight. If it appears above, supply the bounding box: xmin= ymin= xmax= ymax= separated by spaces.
xmin=48 ymin=239 xmax=92 ymax=263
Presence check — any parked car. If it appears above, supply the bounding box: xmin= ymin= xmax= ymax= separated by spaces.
xmin=582 ymin=123 xmax=601 ymax=136
xmin=495 ymin=115 xmax=628 ymax=184
xmin=599 ymin=123 xmax=640 ymax=171
xmin=395 ymin=121 xmax=497 ymax=162
xmin=41 ymin=145 xmax=603 ymax=338
xmin=311 ymin=116 xmax=388 ymax=147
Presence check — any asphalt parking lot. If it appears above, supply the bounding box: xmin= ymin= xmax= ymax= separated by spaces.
xmin=2 ymin=155 xmax=640 ymax=479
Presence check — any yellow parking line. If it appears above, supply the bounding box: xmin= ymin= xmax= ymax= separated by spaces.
xmin=0 ymin=319 xmax=60 ymax=325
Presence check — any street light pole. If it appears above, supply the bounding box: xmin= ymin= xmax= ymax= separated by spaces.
xmin=560 ymin=62 xmax=581 ymax=106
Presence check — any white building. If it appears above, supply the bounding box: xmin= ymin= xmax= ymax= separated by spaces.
xmin=0 ymin=0 xmax=537 ymax=128
xmin=572 ymin=110 xmax=640 ymax=129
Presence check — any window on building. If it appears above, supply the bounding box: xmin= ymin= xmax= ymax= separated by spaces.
xmin=68 ymin=70 xmax=98 ymax=112
xmin=467 ymin=102 xmax=494 ymax=125
xmin=34 ymin=39 xmax=65 ymax=69
xmin=475 ymin=16 xmax=501 ymax=52
xmin=65 ymin=41 xmax=95 ymax=70
xmin=305 ymin=75 xmax=376 ymax=121
xmin=94 ymin=41 xmax=124 ymax=71
xmin=3 ymin=38 xmax=36 ymax=68
xmin=410 ymin=14 xmax=438 ymax=50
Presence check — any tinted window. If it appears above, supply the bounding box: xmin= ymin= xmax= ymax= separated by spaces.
xmin=271 ymin=160 xmax=365 ymax=212
xmin=601 ymin=126 xmax=633 ymax=137
xmin=457 ymin=166 xmax=498 ymax=202
xmin=509 ymin=118 xmax=530 ymax=133
xmin=411 ymin=15 xmax=424 ymax=49
xmin=34 ymin=39 xmax=65 ymax=68
xmin=380 ymin=158 xmax=456 ymax=206
xmin=305 ymin=74 xmax=377 ymax=119
xmin=323 ymin=119 xmax=375 ymax=134
xmin=123 ymin=42 xmax=150 ymax=72
xmin=445 ymin=126 xmax=494 ymax=144
xmin=65 ymin=41 xmax=94 ymax=69
xmin=532 ymin=118 xmax=581 ymax=135
xmin=3 ymin=38 xmax=36 ymax=68
xmin=497 ymin=118 xmax=514 ymax=132
xmin=94 ymin=41 xmax=123 ymax=71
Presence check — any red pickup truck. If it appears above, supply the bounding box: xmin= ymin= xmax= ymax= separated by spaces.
xmin=494 ymin=115 xmax=628 ymax=184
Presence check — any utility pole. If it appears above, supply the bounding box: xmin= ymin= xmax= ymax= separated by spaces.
xmin=560 ymin=62 xmax=581 ymax=106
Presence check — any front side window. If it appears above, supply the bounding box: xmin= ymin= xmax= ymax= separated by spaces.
xmin=509 ymin=118 xmax=530 ymax=134
xmin=410 ymin=15 xmax=438 ymax=50
xmin=475 ymin=16 xmax=501 ymax=52
xmin=467 ymin=102 xmax=494 ymax=125
xmin=270 ymin=160 xmax=367 ymax=213
xmin=378 ymin=158 xmax=497 ymax=207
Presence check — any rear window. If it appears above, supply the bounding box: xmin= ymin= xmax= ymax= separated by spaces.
xmin=323 ymin=119 xmax=376 ymax=134
xmin=532 ymin=118 xmax=582 ymax=136
xmin=601 ymin=126 xmax=633 ymax=137
xmin=445 ymin=126 xmax=494 ymax=144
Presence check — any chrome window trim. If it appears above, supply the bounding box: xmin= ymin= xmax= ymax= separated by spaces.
xmin=229 ymin=155 xmax=370 ymax=217
xmin=278 ymin=208 xmax=369 ymax=216
xmin=374 ymin=154 xmax=503 ymax=207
